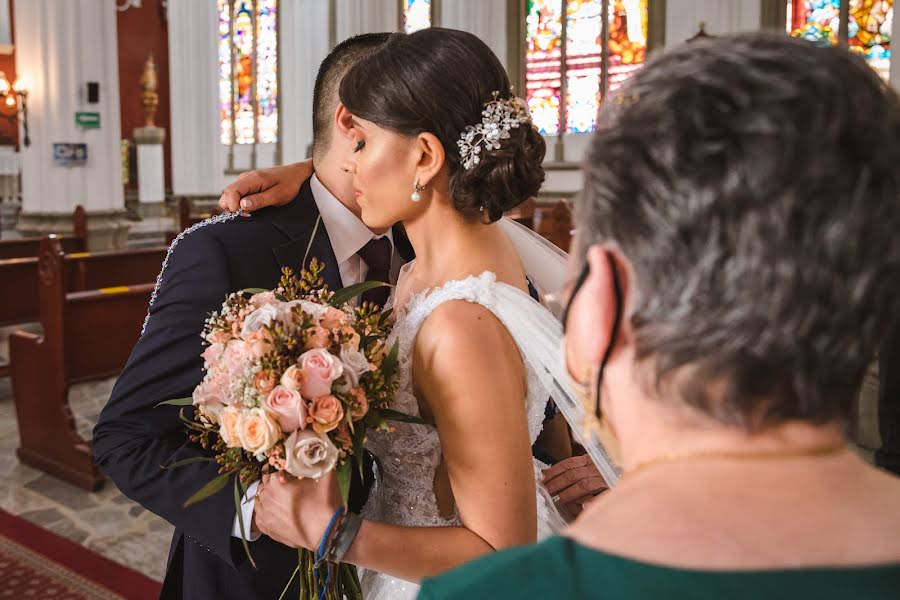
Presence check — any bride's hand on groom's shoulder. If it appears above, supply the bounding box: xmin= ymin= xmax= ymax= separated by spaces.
xmin=218 ymin=160 xmax=315 ymax=213
xmin=254 ymin=470 xmax=342 ymax=551
xmin=541 ymin=454 xmax=609 ymax=518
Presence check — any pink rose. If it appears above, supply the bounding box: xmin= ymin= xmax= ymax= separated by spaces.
xmin=309 ymin=394 xmax=345 ymax=434
xmin=320 ymin=307 xmax=348 ymax=330
xmin=347 ymin=388 xmax=369 ymax=420
xmin=279 ymin=365 xmax=305 ymax=392
xmin=304 ymin=326 xmax=331 ymax=350
xmin=218 ymin=406 xmax=243 ymax=447
xmin=298 ymin=349 xmax=343 ymax=399
xmin=264 ymin=385 xmax=307 ymax=433
xmin=192 ymin=377 xmax=228 ymax=423
xmin=249 ymin=291 xmax=276 ymax=308
xmin=222 ymin=340 xmax=252 ymax=379
xmin=283 ymin=430 xmax=339 ymax=479
xmin=202 ymin=342 xmax=225 ymax=364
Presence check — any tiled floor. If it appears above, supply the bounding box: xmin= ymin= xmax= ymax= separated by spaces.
xmin=0 ymin=325 xmax=173 ymax=582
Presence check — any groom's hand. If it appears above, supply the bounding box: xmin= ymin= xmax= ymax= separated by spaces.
xmin=541 ymin=454 xmax=608 ymax=518
xmin=218 ymin=160 xmax=314 ymax=213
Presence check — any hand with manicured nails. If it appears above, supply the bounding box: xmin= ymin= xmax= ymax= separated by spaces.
xmin=218 ymin=160 xmax=314 ymax=213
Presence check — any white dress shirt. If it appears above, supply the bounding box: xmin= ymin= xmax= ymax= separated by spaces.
xmin=232 ymin=174 xmax=401 ymax=541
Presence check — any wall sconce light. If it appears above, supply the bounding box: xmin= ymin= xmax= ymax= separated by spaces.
xmin=0 ymin=71 xmax=29 ymax=147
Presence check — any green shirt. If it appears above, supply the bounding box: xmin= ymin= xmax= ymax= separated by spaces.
xmin=418 ymin=536 xmax=900 ymax=599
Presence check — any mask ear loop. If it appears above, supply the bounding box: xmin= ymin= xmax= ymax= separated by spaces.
xmin=595 ymin=252 xmax=623 ymax=420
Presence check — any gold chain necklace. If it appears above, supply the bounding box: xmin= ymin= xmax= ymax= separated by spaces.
xmin=619 ymin=442 xmax=849 ymax=482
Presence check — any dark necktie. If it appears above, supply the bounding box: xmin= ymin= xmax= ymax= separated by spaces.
xmin=356 ymin=236 xmax=392 ymax=309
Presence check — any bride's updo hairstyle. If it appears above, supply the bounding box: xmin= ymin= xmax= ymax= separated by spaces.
xmin=339 ymin=28 xmax=546 ymax=223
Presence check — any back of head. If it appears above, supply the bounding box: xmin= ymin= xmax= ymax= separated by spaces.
xmin=338 ymin=27 xmax=546 ymax=222
xmin=579 ymin=32 xmax=900 ymax=429
xmin=312 ymin=32 xmax=394 ymax=161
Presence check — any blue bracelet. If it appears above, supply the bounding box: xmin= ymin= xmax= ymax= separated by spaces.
xmin=314 ymin=507 xmax=344 ymax=599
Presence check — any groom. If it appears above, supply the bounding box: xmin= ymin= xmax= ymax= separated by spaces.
xmin=92 ymin=33 xmax=403 ymax=599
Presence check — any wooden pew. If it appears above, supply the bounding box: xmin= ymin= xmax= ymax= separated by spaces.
xmin=165 ymin=196 xmax=223 ymax=245
xmin=534 ymin=200 xmax=574 ymax=252
xmin=9 ymin=237 xmax=155 ymax=490
xmin=0 ymin=240 xmax=165 ymax=376
xmin=0 ymin=205 xmax=87 ymax=259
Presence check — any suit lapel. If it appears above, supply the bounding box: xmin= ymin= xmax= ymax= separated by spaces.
xmin=271 ymin=179 xmax=343 ymax=291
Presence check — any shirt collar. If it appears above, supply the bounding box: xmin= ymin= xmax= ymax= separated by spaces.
xmin=309 ymin=173 xmax=392 ymax=265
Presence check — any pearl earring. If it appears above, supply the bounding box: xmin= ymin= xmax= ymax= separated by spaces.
xmin=411 ymin=178 xmax=424 ymax=202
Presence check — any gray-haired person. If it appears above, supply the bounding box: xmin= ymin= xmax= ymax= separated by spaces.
xmin=419 ymin=31 xmax=900 ymax=600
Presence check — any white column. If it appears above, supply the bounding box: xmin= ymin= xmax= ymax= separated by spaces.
xmin=664 ymin=0 xmax=761 ymax=46
xmin=335 ymin=0 xmax=398 ymax=41
xmin=440 ymin=0 xmax=509 ymax=71
xmin=15 ymin=0 xmax=124 ymax=215
xmin=168 ymin=0 xmax=224 ymax=195
xmin=279 ymin=0 xmax=332 ymax=164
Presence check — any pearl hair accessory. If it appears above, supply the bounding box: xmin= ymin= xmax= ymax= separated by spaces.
xmin=411 ymin=178 xmax=424 ymax=202
xmin=457 ymin=91 xmax=532 ymax=171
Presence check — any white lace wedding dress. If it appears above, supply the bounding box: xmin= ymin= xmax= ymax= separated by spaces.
xmin=358 ymin=267 xmax=558 ymax=600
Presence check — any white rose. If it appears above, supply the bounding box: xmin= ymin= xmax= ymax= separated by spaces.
xmin=240 ymin=303 xmax=280 ymax=339
xmin=237 ymin=407 xmax=281 ymax=459
xmin=283 ymin=430 xmax=339 ymax=479
xmin=336 ymin=346 xmax=371 ymax=391
xmin=283 ymin=299 xmax=329 ymax=323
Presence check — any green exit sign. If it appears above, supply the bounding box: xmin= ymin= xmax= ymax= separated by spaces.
xmin=75 ymin=112 xmax=100 ymax=129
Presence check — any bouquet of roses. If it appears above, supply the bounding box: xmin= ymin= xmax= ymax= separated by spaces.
xmin=161 ymin=259 xmax=414 ymax=599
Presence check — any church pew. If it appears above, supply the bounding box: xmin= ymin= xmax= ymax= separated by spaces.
xmin=0 ymin=241 xmax=165 ymax=376
xmin=0 ymin=205 xmax=87 ymax=259
xmin=8 ymin=236 xmax=155 ymax=490
xmin=534 ymin=200 xmax=573 ymax=252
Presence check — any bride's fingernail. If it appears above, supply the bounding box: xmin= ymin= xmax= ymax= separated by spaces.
xmin=240 ymin=199 xmax=252 ymax=210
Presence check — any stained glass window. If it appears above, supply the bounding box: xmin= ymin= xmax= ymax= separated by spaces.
xmin=218 ymin=0 xmax=279 ymax=145
xmin=525 ymin=0 xmax=649 ymax=136
xmin=788 ymin=0 xmax=841 ymax=46
xmin=403 ymin=0 xmax=432 ymax=34
xmin=526 ymin=0 xmax=563 ymax=135
xmin=788 ymin=0 xmax=892 ymax=80
xmin=849 ymin=0 xmax=892 ymax=80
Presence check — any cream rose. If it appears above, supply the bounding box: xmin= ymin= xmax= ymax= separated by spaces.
xmin=279 ymin=365 xmax=305 ymax=392
xmin=264 ymin=385 xmax=307 ymax=433
xmin=339 ymin=346 xmax=372 ymax=390
xmin=309 ymin=395 xmax=345 ymax=434
xmin=218 ymin=406 xmax=243 ymax=448
xmin=298 ymin=349 xmax=343 ymax=399
xmin=283 ymin=430 xmax=339 ymax=479
xmin=237 ymin=407 xmax=281 ymax=458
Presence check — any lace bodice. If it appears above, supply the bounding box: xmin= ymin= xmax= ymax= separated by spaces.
xmin=361 ymin=269 xmax=551 ymax=530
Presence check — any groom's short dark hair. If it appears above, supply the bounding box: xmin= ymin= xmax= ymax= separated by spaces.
xmin=312 ymin=32 xmax=394 ymax=161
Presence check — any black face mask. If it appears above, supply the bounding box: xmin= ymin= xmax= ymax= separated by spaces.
xmin=561 ymin=253 xmax=623 ymax=421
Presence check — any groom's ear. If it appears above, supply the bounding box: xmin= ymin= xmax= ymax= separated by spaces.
xmin=414 ymin=132 xmax=445 ymax=188
xmin=334 ymin=103 xmax=355 ymax=140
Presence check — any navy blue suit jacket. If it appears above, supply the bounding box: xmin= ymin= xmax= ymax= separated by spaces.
xmin=93 ymin=180 xmax=383 ymax=599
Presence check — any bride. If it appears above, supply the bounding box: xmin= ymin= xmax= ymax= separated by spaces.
xmin=246 ymin=27 xmax=614 ymax=598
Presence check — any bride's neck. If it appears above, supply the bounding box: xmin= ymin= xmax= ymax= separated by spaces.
xmin=403 ymin=189 xmax=498 ymax=281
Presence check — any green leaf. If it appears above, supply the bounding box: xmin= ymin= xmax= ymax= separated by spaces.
xmin=337 ymin=460 xmax=352 ymax=509
xmin=329 ymin=281 xmax=392 ymax=308
xmin=183 ymin=472 xmax=231 ymax=507
xmin=240 ymin=287 xmax=270 ymax=296
xmin=352 ymin=424 xmax=367 ymax=480
xmin=155 ymin=397 xmax=193 ymax=408
xmin=381 ymin=340 xmax=400 ymax=381
xmin=378 ymin=408 xmax=431 ymax=426
xmin=302 ymin=215 xmax=322 ymax=269
xmin=162 ymin=456 xmax=216 ymax=470
xmin=233 ymin=478 xmax=257 ymax=569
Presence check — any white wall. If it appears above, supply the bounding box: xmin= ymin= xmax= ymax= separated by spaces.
xmin=15 ymin=0 xmax=124 ymax=214
xmin=168 ymin=0 xmax=223 ymax=195
xmin=664 ymin=0 xmax=762 ymax=45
